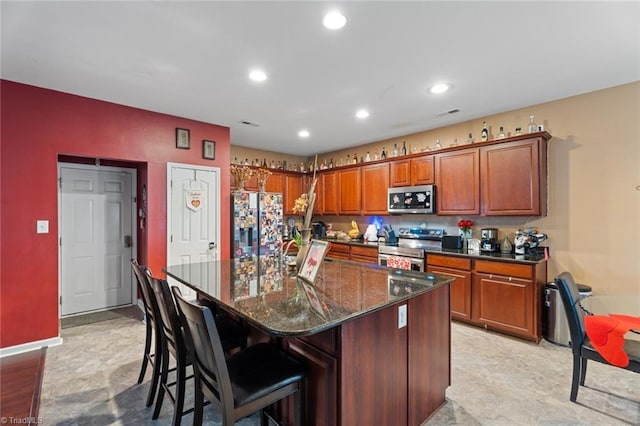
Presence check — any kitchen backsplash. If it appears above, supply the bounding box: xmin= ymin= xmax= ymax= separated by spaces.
xmin=299 ymin=214 xmax=548 ymax=243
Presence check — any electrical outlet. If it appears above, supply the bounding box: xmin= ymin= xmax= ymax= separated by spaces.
xmin=37 ymin=220 xmax=49 ymax=234
xmin=398 ymin=304 xmax=407 ymax=328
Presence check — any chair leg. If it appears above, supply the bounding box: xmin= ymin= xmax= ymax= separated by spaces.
xmin=260 ymin=409 xmax=268 ymax=426
xmin=146 ymin=331 xmax=163 ymax=407
xmin=153 ymin=343 xmax=170 ymax=419
xmin=137 ymin=318 xmax=152 ymax=384
xmin=193 ymin=382 xmax=204 ymax=426
xmin=171 ymin=359 xmax=186 ymax=426
xmin=579 ymin=357 xmax=587 ymax=386
xmin=570 ymin=354 xmax=581 ymax=402
xmin=294 ymin=386 xmax=302 ymax=426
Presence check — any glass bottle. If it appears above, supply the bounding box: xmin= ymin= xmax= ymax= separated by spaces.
xmin=270 ymin=160 xmax=276 ymax=168
xmin=339 ymin=157 xmax=344 ymax=166
xmin=528 ymin=115 xmax=537 ymax=133
xmin=244 ymin=158 xmax=250 ymax=165
xmin=374 ymin=149 xmax=379 ymax=160
xmin=329 ymin=158 xmax=334 ymax=168
xmin=262 ymin=158 xmax=268 ymax=167
xmin=381 ymin=148 xmax=387 ymax=159
xmin=346 ymin=154 xmax=351 ymax=164
xmin=435 ymin=139 xmax=442 ymax=150
xmin=481 ymin=122 xmax=489 ymax=141
xmin=467 ymin=133 xmax=474 ymax=144
xmin=497 ymin=127 xmax=506 ymax=139
xmin=392 ymin=143 xmax=398 ymax=157
xmin=352 ymin=152 xmax=358 ymax=164
xmin=365 ymin=151 xmax=371 ymax=162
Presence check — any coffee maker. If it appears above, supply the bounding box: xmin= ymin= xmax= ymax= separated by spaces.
xmin=480 ymin=228 xmax=500 ymax=252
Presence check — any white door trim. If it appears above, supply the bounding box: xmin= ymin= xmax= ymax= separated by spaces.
xmin=57 ymin=162 xmax=137 ymax=317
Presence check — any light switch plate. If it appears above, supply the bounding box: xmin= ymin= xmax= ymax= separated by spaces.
xmin=398 ymin=304 xmax=407 ymax=328
xmin=37 ymin=220 xmax=49 ymax=234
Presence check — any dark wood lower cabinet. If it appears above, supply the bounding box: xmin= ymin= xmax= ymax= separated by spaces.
xmin=277 ymin=284 xmax=451 ymax=425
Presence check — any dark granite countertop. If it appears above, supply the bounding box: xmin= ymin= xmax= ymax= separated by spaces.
xmin=164 ymin=259 xmax=453 ymax=337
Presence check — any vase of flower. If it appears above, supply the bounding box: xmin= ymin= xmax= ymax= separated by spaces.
xmin=295 ymin=228 xmax=312 ymax=270
xmin=458 ymin=219 xmax=474 ymax=252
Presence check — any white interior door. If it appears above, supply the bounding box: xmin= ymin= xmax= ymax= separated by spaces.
xmin=167 ymin=163 xmax=220 ymax=300
xmin=59 ymin=164 xmax=135 ymax=316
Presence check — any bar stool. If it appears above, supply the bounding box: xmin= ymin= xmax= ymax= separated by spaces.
xmin=130 ymin=259 xmax=162 ymax=408
xmin=172 ymin=287 xmax=307 ymax=425
xmin=149 ymin=277 xmax=247 ymax=425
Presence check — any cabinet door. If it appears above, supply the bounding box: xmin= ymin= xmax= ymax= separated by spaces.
xmin=284 ymin=174 xmax=303 ymax=215
xmin=427 ymin=265 xmax=472 ymax=321
xmin=265 ymin=172 xmax=285 ymax=193
xmin=285 ymin=338 xmax=338 ymax=426
xmin=473 ymin=272 xmax=534 ymax=338
xmin=480 ymin=139 xmax=545 ymax=215
xmin=361 ymin=163 xmax=389 ymax=215
xmin=313 ymin=174 xmax=324 ymax=214
xmin=389 ymin=159 xmax=411 ymax=187
xmin=338 ymin=168 xmax=361 ymax=215
xmin=411 ymin=156 xmax=434 ymax=185
xmin=322 ymin=171 xmax=339 ymax=215
xmin=435 ymin=148 xmax=480 ymax=215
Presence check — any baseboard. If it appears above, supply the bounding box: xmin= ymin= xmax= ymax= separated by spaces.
xmin=0 ymin=336 xmax=63 ymax=358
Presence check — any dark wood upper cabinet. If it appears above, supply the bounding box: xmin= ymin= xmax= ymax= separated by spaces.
xmin=361 ymin=163 xmax=389 ymax=215
xmin=284 ymin=174 xmax=303 ymax=215
xmin=389 ymin=159 xmax=411 ymax=187
xmin=435 ymin=148 xmax=480 ymax=215
xmin=480 ymin=138 xmax=546 ymax=216
xmin=338 ymin=168 xmax=361 ymax=215
xmin=411 ymin=156 xmax=434 ymax=185
xmin=322 ymin=171 xmax=339 ymax=215
xmin=389 ymin=156 xmax=434 ymax=187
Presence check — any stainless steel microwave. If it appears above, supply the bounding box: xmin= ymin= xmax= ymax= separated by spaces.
xmin=388 ymin=185 xmax=435 ymax=214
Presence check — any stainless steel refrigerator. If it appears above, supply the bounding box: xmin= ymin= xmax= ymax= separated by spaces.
xmin=231 ymin=191 xmax=284 ymax=300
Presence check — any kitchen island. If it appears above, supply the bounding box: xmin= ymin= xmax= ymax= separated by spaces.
xmin=165 ymin=259 xmax=454 ymax=426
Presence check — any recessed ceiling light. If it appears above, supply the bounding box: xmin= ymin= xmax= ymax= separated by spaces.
xmin=356 ymin=109 xmax=370 ymax=119
xmin=323 ymin=11 xmax=347 ymax=30
xmin=429 ymin=83 xmax=450 ymax=94
xmin=249 ymin=70 xmax=267 ymax=82
xmin=298 ymin=130 xmax=310 ymax=138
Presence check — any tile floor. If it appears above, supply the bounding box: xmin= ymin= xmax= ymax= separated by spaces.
xmin=39 ymin=310 xmax=639 ymax=425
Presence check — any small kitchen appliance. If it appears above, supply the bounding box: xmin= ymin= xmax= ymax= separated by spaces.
xmin=480 ymin=228 xmax=500 ymax=252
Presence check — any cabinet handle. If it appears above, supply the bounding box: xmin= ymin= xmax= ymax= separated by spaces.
xmin=509 ymin=276 xmax=512 ymax=282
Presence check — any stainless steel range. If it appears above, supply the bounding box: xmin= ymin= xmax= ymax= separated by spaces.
xmin=378 ymin=228 xmax=443 ymax=271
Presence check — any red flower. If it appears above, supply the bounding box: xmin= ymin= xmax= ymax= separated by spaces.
xmin=458 ymin=219 xmax=473 ymax=229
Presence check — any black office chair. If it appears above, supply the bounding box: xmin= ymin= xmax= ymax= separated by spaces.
xmin=172 ymin=286 xmax=307 ymax=426
xmin=131 ymin=259 xmax=162 ymax=408
xmin=554 ymin=272 xmax=640 ymax=402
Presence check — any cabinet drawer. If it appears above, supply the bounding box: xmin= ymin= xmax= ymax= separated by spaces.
xmin=328 ymin=243 xmax=350 ymax=254
xmin=351 ymin=245 xmax=377 ymax=257
xmin=427 ymin=254 xmax=471 ymax=271
xmin=474 ymin=260 xmax=533 ymax=279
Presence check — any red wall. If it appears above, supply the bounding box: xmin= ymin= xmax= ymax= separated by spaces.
xmin=0 ymin=80 xmax=231 ymax=349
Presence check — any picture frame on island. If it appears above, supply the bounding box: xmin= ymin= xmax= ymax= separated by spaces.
xmin=298 ymin=239 xmax=329 ymax=284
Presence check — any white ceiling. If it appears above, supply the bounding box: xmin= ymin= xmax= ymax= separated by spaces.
xmin=2 ymin=1 xmax=639 ymax=156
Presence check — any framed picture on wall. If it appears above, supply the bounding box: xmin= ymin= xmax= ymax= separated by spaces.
xmin=202 ymin=140 xmax=216 ymax=160
xmin=176 ymin=128 xmax=190 ymax=149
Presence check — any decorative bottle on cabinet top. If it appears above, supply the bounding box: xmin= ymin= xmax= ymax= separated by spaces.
xmin=481 ymin=122 xmax=489 ymax=141
xmin=401 ymin=141 xmax=407 ymax=155
xmin=528 ymin=115 xmax=537 ymax=133
xmin=497 ymin=127 xmax=506 ymax=139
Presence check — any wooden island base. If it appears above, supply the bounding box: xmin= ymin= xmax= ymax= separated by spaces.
xmin=276 ymin=284 xmax=451 ymax=426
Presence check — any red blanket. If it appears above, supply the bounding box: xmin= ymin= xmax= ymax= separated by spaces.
xmin=584 ymin=314 xmax=640 ymax=367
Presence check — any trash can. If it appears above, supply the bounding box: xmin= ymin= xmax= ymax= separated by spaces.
xmin=543 ymin=282 xmax=592 ymax=346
